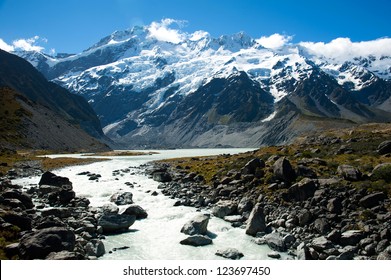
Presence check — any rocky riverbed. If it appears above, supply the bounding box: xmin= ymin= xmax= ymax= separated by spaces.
xmin=146 ymin=125 xmax=391 ymax=260
xmin=0 ymin=168 xmax=148 ymax=259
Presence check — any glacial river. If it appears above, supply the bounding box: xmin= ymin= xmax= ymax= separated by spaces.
xmin=13 ymin=148 xmax=287 ymax=260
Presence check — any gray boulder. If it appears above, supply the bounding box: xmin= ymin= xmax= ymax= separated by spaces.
xmin=110 ymin=192 xmax=133 ymax=205
xmin=212 ymin=200 xmax=237 ymax=218
xmin=121 ymin=205 xmax=148 ymax=220
xmin=359 ymin=192 xmax=387 ymax=208
xmin=180 ymin=235 xmax=212 ymax=246
xmin=310 ymin=236 xmax=333 ymax=251
xmin=297 ymin=242 xmax=312 ymax=260
xmin=101 ymin=203 xmax=119 ymax=215
xmin=264 ymin=231 xmax=287 ymax=252
xmin=327 ymin=197 xmax=343 ymax=214
xmin=2 ymin=190 xmax=34 ymax=209
xmin=237 ymin=197 xmax=253 ymax=214
xmin=245 ymin=203 xmax=266 ymax=236
xmin=372 ymin=163 xmax=391 ymax=182
xmin=215 ymin=248 xmax=244 ymax=260
xmin=273 ymin=157 xmax=296 ymax=182
xmin=45 ymin=251 xmax=82 ymax=260
xmin=98 ymin=214 xmax=136 ymax=234
xmin=285 ymin=178 xmax=317 ymax=201
xmin=85 ymin=239 xmax=106 ymax=257
xmin=180 ymin=214 xmax=210 ymax=236
xmin=337 ymin=165 xmax=362 ymax=181
xmin=18 ymin=227 xmax=75 ymax=259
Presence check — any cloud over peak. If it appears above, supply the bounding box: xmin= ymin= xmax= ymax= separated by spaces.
xmin=0 ymin=35 xmax=47 ymax=53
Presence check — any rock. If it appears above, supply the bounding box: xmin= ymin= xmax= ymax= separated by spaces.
xmin=101 ymin=203 xmax=119 ymax=215
xmin=273 ymin=157 xmax=296 ymax=182
xmin=85 ymin=239 xmax=105 ymax=257
xmin=297 ymin=242 xmax=312 ymax=260
xmin=296 ymin=165 xmax=317 ymax=179
xmin=336 ymin=246 xmax=358 ymax=260
xmin=45 ymin=251 xmax=82 ymax=260
xmin=215 ymin=248 xmax=244 ymax=259
xmin=39 ymin=171 xmax=72 ymax=187
xmin=2 ymin=190 xmax=34 ymax=209
xmin=310 ymin=236 xmax=333 ymax=251
xmin=58 ymin=189 xmax=75 ymax=204
xmin=0 ymin=210 xmax=32 ymax=230
xmin=35 ymin=216 xmax=66 ymax=229
xmin=380 ymin=228 xmax=391 ymax=241
xmin=359 ymin=192 xmax=387 ymax=208
xmin=223 ymin=215 xmax=243 ymax=223
xmin=327 ymin=229 xmax=341 ymax=243
xmin=241 ymin=158 xmax=265 ymax=175
xmin=18 ymin=227 xmax=75 ymax=259
xmin=180 ymin=235 xmax=212 ymax=246
xmin=285 ymin=178 xmax=317 ymax=201
xmin=337 ymin=165 xmax=362 ymax=181
xmin=297 ymin=209 xmax=312 ymax=226
xmin=267 ymin=252 xmax=281 ymax=259
xmin=340 ymin=230 xmax=364 ymax=246
xmin=5 ymin=243 xmax=19 ymax=258
xmin=245 ymin=203 xmax=266 ymax=236
xmin=152 ymin=171 xmax=172 ymax=182
xmin=180 ymin=214 xmax=210 ymax=236
xmin=377 ymin=140 xmax=391 ymax=155
xmin=314 ymin=218 xmax=330 ymax=235
xmin=98 ymin=214 xmax=136 ymax=234
xmin=212 ymin=200 xmax=237 ymax=218
xmin=110 ymin=192 xmax=133 ymax=205
xmin=237 ymin=197 xmax=253 ymax=214
xmin=372 ymin=163 xmax=391 ymax=182
xmin=377 ymin=246 xmax=391 ymax=260
xmin=121 ymin=205 xmax=148 ymax=220
xmin=327 ymin=197 xmax=343 ymax=214
xmin=264 ymin=231 xmax=287 ymax=252
xmin=41 ymin=208 xmax=72 ymax=219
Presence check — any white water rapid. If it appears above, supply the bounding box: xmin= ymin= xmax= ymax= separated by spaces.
xmin=13 ymin=149 xmax=287 ymax=260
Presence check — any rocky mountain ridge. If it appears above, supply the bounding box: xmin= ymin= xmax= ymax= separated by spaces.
xmin=14 ymin=23 xmax=391 ymax=148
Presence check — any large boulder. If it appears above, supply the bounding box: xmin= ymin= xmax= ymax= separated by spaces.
xmin=359 ymin=192 xmax=387 ymax=208
xmin=340 ymin=230 xmax=364 ymax=246
xmin=85 ymin=239 xmax=106 ymax=258
xmin=39 ymin=171 xmax=72 ymax=187
xmin=285 ymin=178 xmax=317 ymax=202
xmin=215 ymin=248 xmax=244 ymax=260
xmin=237 ymin=197 xmax=253 ymax=214
xmin=245 ymin=203 xmax=266 ymax=236
xmin=371 ymin=163 xmax=391 ymax=182
xmin=273 ymin=157 xmax=296 ymax=182
xmin=121 ymin=205 xmax=148 ymax=220
xmin=264 ymin=231 xmax=288 ymax=252
xmin=377 ymin=140 xmax=391 ymax=155
xmin=212 ymin=200 xmax=237 ymax=218
xmin=152 ymin=171 xmax=172 ymax=183
xmin=241 ymin=158 xmax=265 ymax=175
xmin=98 ymin=214 xmax=136 ymax=234
xmin=0 ymin=209 xmax=32 ymax=230
xmin=1 ymin=190 xmax=34 ymax=209
xmin=180 ymin=235 xmax=212 ymax=246
xmin=180 ymin=214 xmax=210 ymax=236
xmin=110 ymin=192 xmax=133 ymax=205
xmin=337 ymin=165 xmax=362 ymax=181
xmin=18 ymin=227 xmax=75 ymax=259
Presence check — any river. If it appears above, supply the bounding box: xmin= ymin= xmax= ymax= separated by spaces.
xmin=13 ymin=148 xmax=286 ymax=260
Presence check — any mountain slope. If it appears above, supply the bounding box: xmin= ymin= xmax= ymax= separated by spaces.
xmin=14 ymin=23 xmax=391 ymax=148
xmin=0 ymin=50 xmax=110 ymax=152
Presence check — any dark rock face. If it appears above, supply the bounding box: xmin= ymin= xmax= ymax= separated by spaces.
xmin=18 ymin=227 xmax=75 ymax=259
xmin=241 ymin=158 xmax=265 ymax=175
xmin=179 ymin=235 xmax=212 ymax=246
xmin=180 ymin=214 xmax=210 ymax=236
xmin=1 ymin=190 xmax=34 ymax=209
xmin=245 ymin=203 xmax=266 ymax=236
xmin=273 ymin=157 xmax=296 ymax=182
xmin=285 ymin=178 xmax=317 ymax=202
xmin=152 ymin=171 xmax=172 ymax=183
xmin=215 ymin=248 xmax=244 ymax=259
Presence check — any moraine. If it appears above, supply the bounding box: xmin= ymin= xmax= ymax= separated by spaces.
xmin=13 ymin=148 xmax=288 ymax=260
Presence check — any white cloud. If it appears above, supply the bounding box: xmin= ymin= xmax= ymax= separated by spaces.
xmin=189 ymin=30 xmax=209 ymax=41
xmin=299 ymin=37 xmax=391 ymax=62
xmin=12 ymin=36 xmax=45 ymax=52
xmin=147 ymin=18 xmax=187 ymax=44
xmin=0 ymin=38 xmax=14 ymax=52
xmin=256 ymin=33 xmax=293 ymax=49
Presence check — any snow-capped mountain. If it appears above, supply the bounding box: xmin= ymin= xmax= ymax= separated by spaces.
xmin=14 ymin=21 xmax=391 ymax=148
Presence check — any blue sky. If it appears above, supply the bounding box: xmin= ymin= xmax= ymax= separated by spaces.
xmin=0 ymin=0 xmax=390 ymax=54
